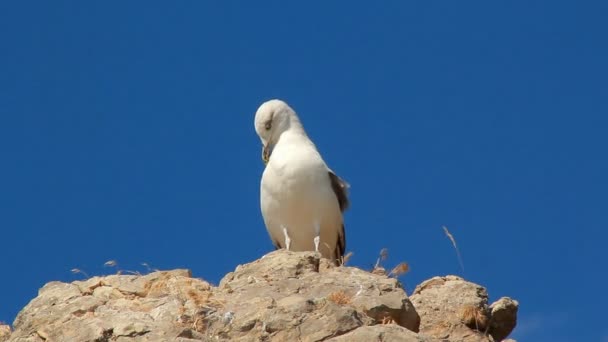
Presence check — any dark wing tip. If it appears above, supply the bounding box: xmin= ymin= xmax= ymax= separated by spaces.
xmin=272 ymin=238 xmax=282 ymax=250
xmin=328 ymin=171 xmax=350 ymax=212
xmin=328 ymin=171 xmax=348 ymax=262
xmin=335 ymin=224 xmax=346 ymax=260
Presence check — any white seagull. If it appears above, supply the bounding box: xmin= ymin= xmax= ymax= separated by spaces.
xmin=254 ymin=99 xmax=349 ymax=263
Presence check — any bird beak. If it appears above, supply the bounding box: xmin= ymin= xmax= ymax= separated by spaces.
xmin=262 ymin=144 xmax=270 ymax=165
xmin=262 ymin=141 xmax=276 ymax=165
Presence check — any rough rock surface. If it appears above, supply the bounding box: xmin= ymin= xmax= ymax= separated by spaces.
xmin=410 ymin=276 xmax=519 ymax=342
xmin=488 ymin=297 xmax=519 ymax=341
xmin=0 ymin=324 xmax=11 ymax=342
xmin=4 ymin=250 xmax=517 ymax=341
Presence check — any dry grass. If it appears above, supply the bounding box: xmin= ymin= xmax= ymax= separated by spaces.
xmin=371 ymin=248 xmax=388 ymax=274
xmin=459 ymin=304 xmax=488 ymax=331
xmin=177 ymin=309 xmax=208 ymax=334
xmin=103 ymin=260 xmax=117 ymax=267
xmin=71 ymin=260 xmax=159 ymax=282
xmin=141 ymin=262 xmax=159 ymax=273
xmin=375 ymin=248 xmax=389 ymax=269
xmin=327 ymin=290 xmax=352 ymax=305
xmin=192 ymin=315 xmax=206 ymax=333
xmin=388 ymin=262 xmax=410 ymax=277
xmin=187 ymin=289 xmax=214 ymax=308
xmin=144 ymin=272 xmax=173 ymax=295
xmin=370 ymin=248 xmax=410 ymax=279
xmin=70 ymin=268 xmax=89 ymax=278
xmin=443 ymin=226 xmax=465 ymax=273
xmin=340 ymin=251 xmax=354 ymax=266
xmin=178 ymin=293 xmax=225 ymax=334
xmin=101 ymin=260 xmax=147 ymax=275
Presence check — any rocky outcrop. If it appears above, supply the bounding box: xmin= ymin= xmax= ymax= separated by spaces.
xmin=0 ymin=324 xmax=11 ymax=342
xmin=410 ymin=276 xmax=519 ymax=342
xmin=4 ymin=250 xmax=517 ymax=341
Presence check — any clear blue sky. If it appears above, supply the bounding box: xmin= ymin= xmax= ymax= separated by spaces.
xmin=1 ymin=2 xmax=606 ymax=341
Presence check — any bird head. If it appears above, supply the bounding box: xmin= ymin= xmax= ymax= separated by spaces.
xmin=254 ymin=99 xmax=300 ymax=164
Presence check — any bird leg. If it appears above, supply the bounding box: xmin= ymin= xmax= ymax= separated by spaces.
xmin=282 ymin=226 xmax=291 ymax=251
xmin=313 ymin=220 xmax=321 ymax=253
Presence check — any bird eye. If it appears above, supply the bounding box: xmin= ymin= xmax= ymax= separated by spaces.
xmin=265 ymin=120 xmax=272 ymax=130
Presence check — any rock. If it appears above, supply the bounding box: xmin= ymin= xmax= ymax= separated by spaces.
xmin=6 ymin=251 xmax=517 ymax=341
xmin=212 ymin=250 xmax=419 ymax=340
xmin=0 ymin=324 xmax=11 ymax=342
xmin=410 ymin=275 xmax=517 ymax=342
xmin=327 ymin=324 xmax=436 ymax=342
xmin=9 ymin=270 xmax=212 ymax=342
xmin=488 ymin=297 xmax=518 ymax=341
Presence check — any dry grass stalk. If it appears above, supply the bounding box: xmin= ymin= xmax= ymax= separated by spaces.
xmin=340 ymin=251 xmax=353 ymax=266
xmin=71 ymin=268 xmax=89 ymax=278
xmin=102 ymin=260 xmax=141 ymax=275
xmin=103 ymin=260 xmax=117 ymax=268
xmin=375 ymin=248 xmax=389 ymax=268
xmin=192 ymin=315 xmax=206 ymax=333
xmin=141 ymin=262 xmax=160 ymax=273
xmin=443 ymin=226 xmax=465 ymax=273
xmin=388 ymin=262 xmax=410 ymax=277
xmin=459 ymin=304 xmax=488 ymax=331
xmin=370 ymin=248 xmax=390 ymax=274
xmin=187 ymin=289 xmax=212 ymax=307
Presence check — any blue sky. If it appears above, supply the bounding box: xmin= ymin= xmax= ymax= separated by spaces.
xmin=1 ymin=2 xmax=606 ymax=341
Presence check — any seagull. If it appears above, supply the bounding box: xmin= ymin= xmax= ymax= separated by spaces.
xmin=254 ymin=99 xmax=349 ymax=263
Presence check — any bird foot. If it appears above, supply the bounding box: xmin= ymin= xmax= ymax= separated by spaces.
xmin=282 ymin=226 xmax=291 ymax=251
xmin=313 ymin=220 xmax=321 ymax=253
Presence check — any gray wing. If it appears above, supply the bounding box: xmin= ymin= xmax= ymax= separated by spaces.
xmin=328 ymin=171 xmax=349 ymax=212
xmin=328 ymin=171 xmax=349 ymax=260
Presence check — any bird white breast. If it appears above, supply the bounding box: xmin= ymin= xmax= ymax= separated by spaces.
xmin=260 ymin=132 xmax=342 ymax=256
